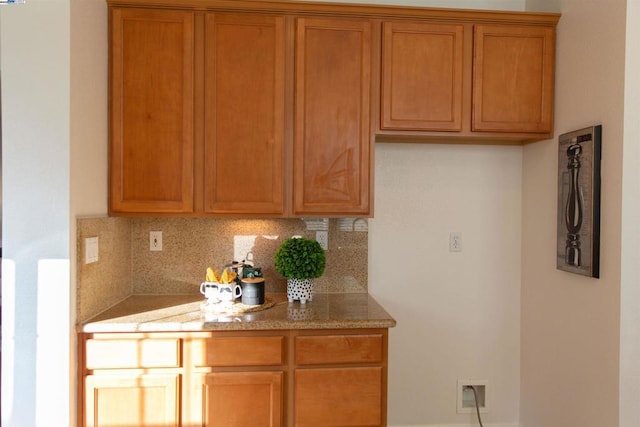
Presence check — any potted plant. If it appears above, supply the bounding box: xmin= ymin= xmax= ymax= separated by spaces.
xmin=274 ymin=236 xmax=326 ymax=304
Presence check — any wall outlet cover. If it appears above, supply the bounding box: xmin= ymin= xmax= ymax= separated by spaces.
xmin=150 ymin=231 xmax=163 ymax=251
xmin=457 ymin=379 xmax=489 ymax=414
xmin=316 ymin=230 xmax=329 ymax=250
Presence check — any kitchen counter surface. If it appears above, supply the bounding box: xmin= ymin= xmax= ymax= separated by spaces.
xmin=79 ymin=292 xmax=396 ymax=333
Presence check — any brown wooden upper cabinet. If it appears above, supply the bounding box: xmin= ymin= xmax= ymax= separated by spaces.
xmin=107 ymin=0 xmax=559 ymax=216
xmin=472 ymin=24 xmax=555 ymax=134
xmin=381 ymin=21 xmax=465 ymax=132
xmin=293 ymin=17 xmax=373 ymax=216
xmin=109 ymin=7 xmax=374 ymax=217
xmin=203 ymin=13 xmax=286 ymax=215
xmin=109 ymin=8 xmax=195 ymax=214
xmin=110 ymin=8 xmax=288 ymax=216
xmin=380 ymin=20 xmax=556 ymax=141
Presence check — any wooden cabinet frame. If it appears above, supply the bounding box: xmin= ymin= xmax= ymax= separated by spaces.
xmin=472 ymin=24 xmax=555 ymax=133
xmin=381 ymin=21 xmax=465 ymax=132
xmin=109 ymin=4 xmax=379 ymax=217
xmin=109 ymin=8 xmax=195 ymax=214
xmin=293 ymin=16 xmax=375 ymax=216
xmin=79 ymin=328 xmax=389 ymax=427
xmin=202 ymin=12 xmax=287 ymax=216
xmin=379 ymin=18 xmax=557 ymax=143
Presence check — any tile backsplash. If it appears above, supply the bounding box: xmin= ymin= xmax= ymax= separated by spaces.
xmin=77 ymin=216 xmax=368 ymax=322
xmin=76 ymin=216 xmax=132 ymax=323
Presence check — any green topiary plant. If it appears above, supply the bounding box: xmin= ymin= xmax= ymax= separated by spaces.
xmin=274 ymin=237 xmax=326 ymax=279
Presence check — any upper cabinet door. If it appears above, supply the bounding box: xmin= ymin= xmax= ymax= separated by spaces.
xmin=203 ymin=13 xmax=286 ymax=215
xmin=294 ymin=17 xmax=373 ymax=216
xmin=473 ymin=24 xmax=555 ymax=133
xmin=381 ymin=21 xmax=464 ymax=131
xmin=109 ymin=8 xmax=195 ymax=214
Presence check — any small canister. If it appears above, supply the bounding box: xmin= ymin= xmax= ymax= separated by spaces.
xmin=240 ymin=277 xmax=265 ymax=305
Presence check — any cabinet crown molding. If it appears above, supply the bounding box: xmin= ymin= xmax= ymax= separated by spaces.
xmin=107 ymin=0 xmax=560 ymax=26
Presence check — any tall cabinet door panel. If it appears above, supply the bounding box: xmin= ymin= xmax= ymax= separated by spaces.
xmin=381 ymin=21 xmax=464 ymax=131
xmin=110 ymin=8 xmax=194 ymax=213
xmin=473 ymin=24 xmax=555 ymax=133
xmin=294 ymin=17 xmax=373 ymax=216
xmin=204 ymin=13 xmax=286 ymax=215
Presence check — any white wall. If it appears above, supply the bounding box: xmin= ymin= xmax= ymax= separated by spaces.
xmin=1 ymin=1 xmax=72 ymax=425
xmin=370 ymin=143 xmax=523 ymax=426
xmin=70 ymin=0 xmax=108 ymax=218
xmin=1 ymin=0 xmax=106 ymax=425
xmin=520 ymin=0 xmax=626 ymax=425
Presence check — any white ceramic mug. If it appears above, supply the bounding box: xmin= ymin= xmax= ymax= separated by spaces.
xmin=200 ymin=282 xmax=220 ymax=302
xmin=216 ymin=283 xmax=242 ymax=303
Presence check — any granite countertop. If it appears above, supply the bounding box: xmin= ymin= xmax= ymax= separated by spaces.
xmin=79 ymin=293 xmax=396 ymax=333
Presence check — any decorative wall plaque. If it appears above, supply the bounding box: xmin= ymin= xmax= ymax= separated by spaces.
xmin=556 ymin=125 xmax=602 ymax=278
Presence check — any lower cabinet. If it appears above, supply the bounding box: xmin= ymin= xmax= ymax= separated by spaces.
xmin=184 ymin=333 xmax=286 ymax=426
xmin=85 ymin=373 xmax=180 ymax=427
xmin=191 ymin=371 xmax=283 ymax=427
xmin=79 ymin=329 xmax=388 ymax=427
xmin=295 ymin=367 xmax=383 ymax=426
xmin=293 ymin=332 xmax=386 ymax=426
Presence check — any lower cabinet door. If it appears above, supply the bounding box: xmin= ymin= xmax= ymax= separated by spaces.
xmin=85 ymin=373 xmax=180 ymax=427
xmin=295 ymin=367 xmax=383 ymax=426
xmin=194 ymin=371 xmax=283 ymax=427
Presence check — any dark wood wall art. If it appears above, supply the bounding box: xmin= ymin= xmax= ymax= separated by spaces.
xmin=556 ymin=125 xmax=602 ymax=278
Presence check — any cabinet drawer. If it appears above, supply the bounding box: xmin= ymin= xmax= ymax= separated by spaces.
xmin=295 ymin=334 xmax=383 ymax=365
xmin=192 ymin=336 xmax=284 ymax=367
xmin=85 ymin=338 xmax=181 ymax=369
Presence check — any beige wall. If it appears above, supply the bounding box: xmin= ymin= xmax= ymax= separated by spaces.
xmin=370 ymin=143 xmax=523 ymax=426
xmin=620 ymin=3 xmax=640 ymax=427
xmin=520 ymin=0 xmax=626 ymax=426
xmin=70 ymin=0 xmax=108 ymax=219
xmin=68 ymin=3 xmax=108 ymax=425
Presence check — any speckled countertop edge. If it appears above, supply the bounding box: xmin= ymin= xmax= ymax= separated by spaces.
xmin=78 ymin=293 xmax=397 ymax=333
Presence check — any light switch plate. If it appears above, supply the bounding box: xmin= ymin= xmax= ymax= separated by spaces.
xmin=85 ymin=237 xmax=99 ymax=264
xmin=449 ymin=232 xmax=462 ymax=252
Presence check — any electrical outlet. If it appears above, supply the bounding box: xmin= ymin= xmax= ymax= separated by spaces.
xmin=457 ymin=379 xmax=488 ymax=414
xmin=150 ymin=231 xmax=163 ymax=251
xmin=449 ymin=232 xmax=462 ymax=252
xmin=316 ymin=230 xmax=329 ymax=250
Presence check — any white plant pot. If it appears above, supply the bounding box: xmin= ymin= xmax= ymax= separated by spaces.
xmin=287 ymin=278 xmax=313 ymax=304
